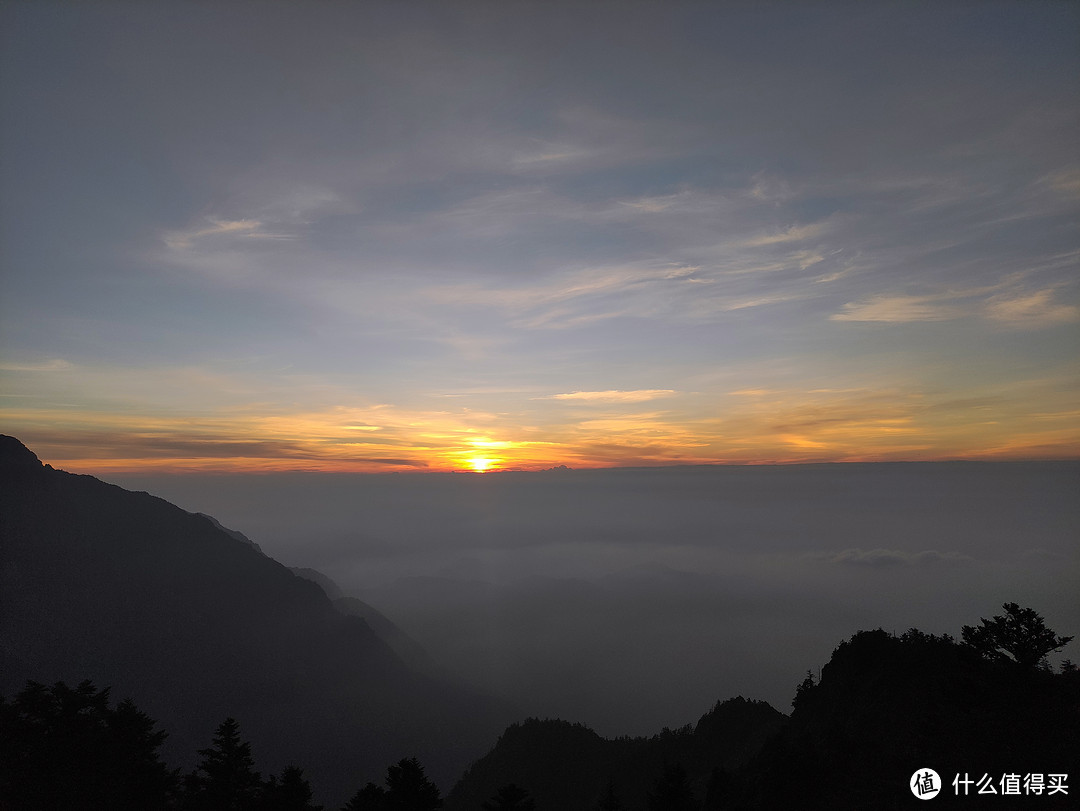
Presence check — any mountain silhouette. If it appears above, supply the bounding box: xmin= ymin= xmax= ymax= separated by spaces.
xmin=0 ymin=435 xmax=507 ymax=804
xmin=444 ymin=697 xmax=786 ymax=810
xmin=290 ymin=566 xmax=445 ymax=677
xmin=721 ymin=628 xmax=1079 ymax=809
xmin=443 ymin=629 xmax=1077 ymax=809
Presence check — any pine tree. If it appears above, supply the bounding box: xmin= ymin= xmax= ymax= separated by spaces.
xmin=385 ymin=757 xmax=442 ymax=810
xmin=262 ymin=765 xmax=323 ymax=810
xmin=646 ymin=763 xmax=696 ymax=811
xmin=341 ymin=782 xmax=387 ymax=811
xmin=0 ymin=680 xmax=175 ymax=810
xmin=961 ymin=602 xmax=1073 ymax=670
xmin=481 ymin=783 xmax=536 ymax=811
xmin=187 ymin=717 xmax=263 ymax=810
xmin=594 ymin=777 xmax=624 ymax=810
xmin=342 ymin=758 xmax=440 ymax=811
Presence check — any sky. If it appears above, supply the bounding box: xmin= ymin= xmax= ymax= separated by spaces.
xmin=2 ymin=1 xmax=1078 ymax=473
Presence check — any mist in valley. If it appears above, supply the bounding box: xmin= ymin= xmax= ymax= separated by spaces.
xmin=110 ymin=461 xmax=1079 ymax=737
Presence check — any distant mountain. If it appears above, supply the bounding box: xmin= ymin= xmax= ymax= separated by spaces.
xmin=200 ymin=512 xmax=265 ymax=554
xmin=289 ymin=566 xmax=344 ymax=599
xmin=333 ymin=596 xmax=446 ymax=679
xmin=444 ymin=697 xmax=786 ymax=811
xmin=288 ymin=565 xmax=444 ymax=678
xmin=0 ymin=435 xmax=508 ymax=805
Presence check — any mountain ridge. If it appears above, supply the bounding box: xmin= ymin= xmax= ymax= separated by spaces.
xmin=0 ymin=435 xmax=508 ymax=804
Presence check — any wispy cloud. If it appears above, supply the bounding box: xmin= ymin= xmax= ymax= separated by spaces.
xmin=830 ymin=293 xmax=966 ymax=323
xmin=1038 ymin=167 xmax=1080 ymax=198
xmin=422 ymin=263 xmax=701 ymax=329
xmin=738 ymin=221 xmax=831 ymax=248
xmin=546 ymin=390 xmax=677 ymax=403
xmin=811 ymin=548 xmax=973 ymax=567
xmin=832 ymin=281 xmax=1078 ymax=327
xmin=163 ymin=218 xmax=266 ymax=250
xmin=0 ymin=359 xmax=74 ymax=372
xmin=984 ymin=289 xmax=1079 ymax=327
xmin=511 ymin=142 xmax=597 ymax=168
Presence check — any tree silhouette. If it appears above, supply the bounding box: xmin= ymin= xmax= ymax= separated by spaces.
xmin=343 ymin=758 xmax=440 ymax=811
xmin=385 ymin=757 xmax=442 ymax=810
xmin=262 ymin=765 xmax=322 ymax=810
xmin=341 ymin=782 xmax=387 ymax=811
xmin=702 ymin=767 xmax=732 ymax=811
xmin=0 ymin=680 xmax=174 ymax=810
xmin=961 ymin=602 xmax=1073 ymax=669
xmin=481 ymin=783 xmax=536 ymax=810
xmin=594 ymin=777 xmax=625 ymax=810
xmin=647 ymin=763 xmax=696 ymax=811
xmin=791 ymin=670 xmax=816 ymax=711
xmin=187 ymin=717 xmax=263 ymax=810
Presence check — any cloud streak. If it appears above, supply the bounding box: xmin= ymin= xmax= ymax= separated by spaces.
xmin=547 ymin=390 xmax=677 ymax=403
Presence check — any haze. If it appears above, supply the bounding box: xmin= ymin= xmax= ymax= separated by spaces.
xmin=110 ymin=462 xmax=1079 ymax=737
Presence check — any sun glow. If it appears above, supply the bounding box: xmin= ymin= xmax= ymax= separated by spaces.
xmin=467 ymin=455 xmax=499 ymax=472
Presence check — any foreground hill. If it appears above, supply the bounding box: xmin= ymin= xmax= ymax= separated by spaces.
xmin=445 ymin=626 xmax=1078 ymax=810
xmin=723 ymin=628 xmax=1079 ymax=809
xmin=444 ymin=696 xmax=786 ymax=810
xmin=0 ymin=436 xmax=506 ymax=804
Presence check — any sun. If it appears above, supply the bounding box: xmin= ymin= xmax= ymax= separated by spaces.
xmin=467 ymin=455 xmax=498 ymax=472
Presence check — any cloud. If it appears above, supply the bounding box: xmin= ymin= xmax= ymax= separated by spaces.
xmin=747 ymin=172 xmax=794 ymax=204
xmin=547 ymin=390 xmax=677 ymax=403
xmin=830 ymin=294 xmax=966 ymax=323
xmin=984 ymin=289 xmax=1079 ymax=327
xmin=0 ymin=359 xmax=73 ymax=372
xmin=833 ymin=281 xmax=1079 ymax=327
xmin=1038 ymin=167 xmax=1080 ymax=198
xmin=815 ymin=548 xmax=974 ymax=567
xmin=422 ymin=263 xmax=703 ymax=329
xmin=738 ymin=222 xmax=830 ymax=248
xmin=162 ymin=218 xmax=295 ymax=250
xmin=511 ymin=142 xmax=598 ymax=168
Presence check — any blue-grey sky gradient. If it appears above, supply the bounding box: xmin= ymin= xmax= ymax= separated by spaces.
xmin=1 ymin=2 xmax=1078 ymax=470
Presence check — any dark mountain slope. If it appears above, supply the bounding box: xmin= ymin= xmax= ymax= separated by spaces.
xmin=445 ymin=697 xmax=786 ymax=811
xmin=333 ymin=596 xmax=445 ymax=678
xmin=444 ymin=626 xmax=1077 ymax=810
xmin=288 ymin=566 xmax=442 ymax=676
xmin=290 ymin=566 xmax=345 ymax=599
xmin=720 ymin=629 xmax=1079 ymax=809
xmin=0 ymin=436 xmax=506 ymax=804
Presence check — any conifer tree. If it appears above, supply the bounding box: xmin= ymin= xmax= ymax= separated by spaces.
xmin=263 ymin=765 xmax=322 ymax=810
xmin=384 ymin=757 xmax=442 ymax=810
xmin=594 ymin=777 xmax=625 ymax=810
xmin=342 ymin=758 xmax=440 ymax=811
xmin=481 ymin=783 xmax=536 ymax=811
xmin=646 ymin=763 xmax=696 ymax=811
xmin=0 ymin=680 xmax=174 ymax=810
xmin=341 ymin=782 xmax=387 ymax=811
xmin=187 ymin=717 xmax=263 ymax=810
xmin=961 ymin=602 xmax=1073 ymax=670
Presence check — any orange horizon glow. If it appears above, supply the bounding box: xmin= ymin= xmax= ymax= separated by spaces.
xmin=4 ymin=386 xmax=1079 ymax=476
xmin=18 ymin=439 xmax=1080 ymax=477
